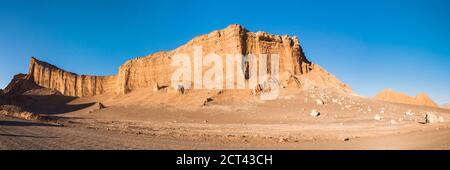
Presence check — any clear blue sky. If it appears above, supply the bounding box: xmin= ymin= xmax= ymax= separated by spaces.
xmin=0 ymin=0 xmax=449 ymax=104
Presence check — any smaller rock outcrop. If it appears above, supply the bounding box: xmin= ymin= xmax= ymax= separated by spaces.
xmin=424 ymin=113 xmax=444 ymax=124
xmin=0 ymin=104 xmax=40 ymax=120
xmin=3 ymin=73 xmax=41 ymax=95
xmin=375 ymin=89 xmax=438 ymax=108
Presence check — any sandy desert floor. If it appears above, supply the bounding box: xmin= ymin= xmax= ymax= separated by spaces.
xmin=1 ymin=87 xmax=450 ymax=150
xmin=2 ymin=114 xmax=450 ymax=150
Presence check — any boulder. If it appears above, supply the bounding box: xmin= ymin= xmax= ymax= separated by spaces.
xmin=310 ymin=109 xmax=320 ymax=117
xmin=315 ymin=99 xmax=324 ymax=105
xmin=405 ymin=110 xmax=414 ymax=116
xmin=202 ymin=97 xmax=214 ymax=106
xmin=424 ymin=113 xmax=444 ymax=124
xmin=374 ymin=114 xmax=382 ymax=121
xmin=96 ymin=102 xmax=106 ymax=109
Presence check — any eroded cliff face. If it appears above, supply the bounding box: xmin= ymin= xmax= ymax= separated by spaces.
xmin=375 ymin=89 xmax=438 ymax=107
xmin=28 ymin=57 xmax=117 ymax=97
xmin=21 ymin=24 xmax=350 ymax=97
xmin=115 ymin=24 xmax=313 ymax=94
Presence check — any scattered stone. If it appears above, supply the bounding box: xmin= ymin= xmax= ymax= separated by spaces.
xmin=89 ymin=102 xmax=107 ymax=113
xmin=178 ymin=85 xmax=185 ymax=94
xmin=424 ymin=113 xmax=444 ymax=124
xmin=278 ymin=137 xmax=288 ymax=143
xmin=0 ymin=110 xmax=40 ymax=120
xmin=202 ymin=97 xmax=214 ymax=106
xmin=310 ymin=109 xmax=320 ymax=117
xmin=226 ymin=134 xmax=235 ymax=138
xmin=251 ymin=84 xmax=263 ymax=95
xmin=0 ymin=105 xmax=23 ymax=113
xmin=405 ymin=110 xmax=414 ymax=116
xmin=97 ymin=102 xmax=106 ymax=109
xmin=152 ymin=83 xmax=160 ymax=92
xmin=315 ymin=99 xmax=324 ymax=105
xmin=332 ymin=99 xmax=338 ymax=103
xmin=171 ymin=85 xmax=185 ymax=94
xmin=390 ymin=119 xmax=397 ymax=124
xmin=374 ymin=114 xmax=382 ymax=121
xmin=339 ymin=122 xmax=344 ymax=126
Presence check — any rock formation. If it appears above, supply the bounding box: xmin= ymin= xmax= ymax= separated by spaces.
xmin=375 ymin=89 xmax=438 ymax=107
xmin=441 ymin=104 xmax=450 ymax=110
xmin=28 ymin=57 xmax=117 ymax=97
xmin=3 ymin=73 xmax=41 ymax=95
xmin=6 ymin=24 xmax=351 ymax=97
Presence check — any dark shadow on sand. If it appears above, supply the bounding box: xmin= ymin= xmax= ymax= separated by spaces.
xmin=6 ymin=94 xmax=96 ymax=115
xmin=0 ymin=133 xmax=58 ymax=139
xmin=0 ymin=120 xmax=61 ymax=127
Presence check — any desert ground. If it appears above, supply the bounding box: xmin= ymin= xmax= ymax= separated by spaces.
xmin=1 ymin=86 xmax=450 ymax=150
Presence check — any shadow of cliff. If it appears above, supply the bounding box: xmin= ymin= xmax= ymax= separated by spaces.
xmin=0 ymin=120 xmax=61 ymax=127
xmin=0 ymin=133 xmax=58 ymax=139
xmin=4 ymin=94 xmax=96 ymax=115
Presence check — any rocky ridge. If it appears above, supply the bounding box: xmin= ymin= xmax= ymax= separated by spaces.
xmin=6 ymin=24 xmax=351 ymax=97
xmin=375 ymin=89 xmax=438 ymax=108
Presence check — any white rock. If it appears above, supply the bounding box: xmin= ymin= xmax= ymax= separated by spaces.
xmin=310 ymin=109 xmax=320 ymax=117
xmin=405 ymin=110 xmax=414 ymax=116
xmin=374 ymin=114 xmax=382 ymax=121
xmin=278 ymin=137 xmax=288 ymax=143
xmin=424 ymin=113 xmax=444 ymax=124
xmin=315 ymin=99 xmax=324 ymax=105
xmin=390 ymin=119 xmax=397 ymax=124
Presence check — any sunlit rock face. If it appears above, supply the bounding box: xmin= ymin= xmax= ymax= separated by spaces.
xmin=375 ymin=89 xmax=438 ymax=107
xmin=21 ymin=24 xmax=350 ymax=97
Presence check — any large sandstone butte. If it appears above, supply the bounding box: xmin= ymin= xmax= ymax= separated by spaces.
xmin=375 ymin=89 xmax=438 ymax=107
xmin=9 ymin=24 xmax=351 ymax=97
